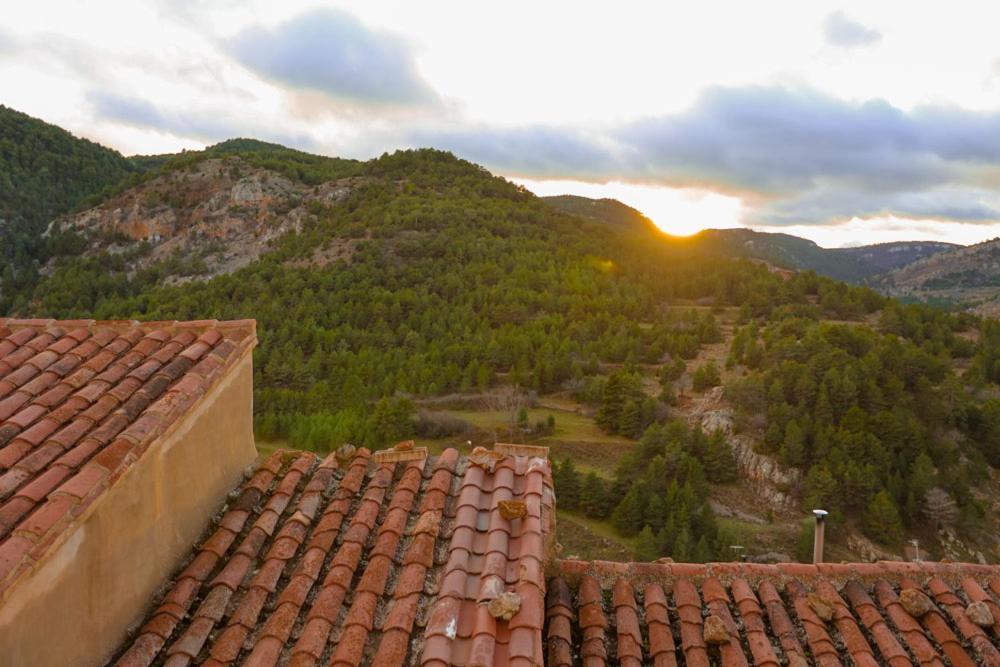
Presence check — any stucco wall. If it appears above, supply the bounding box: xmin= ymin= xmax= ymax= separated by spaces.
xmin=0 ymin=349 xmax=257 ymax=667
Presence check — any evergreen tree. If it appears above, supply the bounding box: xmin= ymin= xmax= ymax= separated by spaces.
xmin=672 ymin=527 xmax=692 ymax=561
xmin=634 ymin=525 xmax=660 ymax=561
xmin=620 ymin=399 xmax=643 ymax=439
xmin=780 ymin=419 xmax=806 ymax=467
xmin=597 ymin=373 xmax=625 ymax=432
xmin=795 ymin=518 xmax=815 ymax=563
xmin=863 ymin=490 xmax=904 ymax=545
xmin=611 ymin=485 xmax=645 ymax=536
xmin=703 ymin=431 xmax=737 ymax=483
xmin=580 ymin=472 xmax=607 ymax=518
xmin=554 ymin=458 xmax=582 ymax=510
xmin=804 ymin=464 xmax=839 ymax=512
xmin=692 ymin=535 xmax=712 ymax=563
xmin=692 ymin=361 xmax=721 ymax=392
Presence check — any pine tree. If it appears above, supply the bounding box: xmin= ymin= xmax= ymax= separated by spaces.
xmin=620 ymin=399 xmax=642 ymax=439
xmin=672 ymin=527 xmax=692 ymax=561
xmin=659 ymin=381 xmax=676 ymax=405
xmin=557 ymin=458 xmax=582 ymax=510
xmin=580 ymin=472 xmax=607 ymax=518
xmin=645 ymin=493 xmax=668 ymax=531
xmin=692 ymin=361 xmax=721 ymax=392
xmin=804 ymin=463 xmax=839 ymax=511
xmin=635 ymin=526 xmax=660 ymax=561
xmin=692 ymin=535 xmax=712 ymax=563
xmin=863 ymin=490 xmax=904 ymax=545
xmin=795 ymin=518 xmax=815 ymax=563
xmin=814 ymin=385 xmax=834 ymax=426
xmin=703 ymin=431 xmax=737 ymax=483
xmin=597 ymin=373 xmax=625 ymax=432
xmin=611 ymin=485 xmax=645 ymax=536
xmin=780 ymin=419 xmax=806 ymax=467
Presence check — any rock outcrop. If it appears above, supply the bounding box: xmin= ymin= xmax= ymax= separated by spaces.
xmin=52 ymin=157 xmax=364 ymax=281
xmin=689 ymin=388 xmax=800 ymax=509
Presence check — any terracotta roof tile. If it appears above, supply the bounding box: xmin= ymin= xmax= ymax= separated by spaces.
xmin=111 ymin=445 xmax=552 ymax=667
xmin=549 ymin=559 xmax=1000 ymax=667
xmin=0 ymin=318 xmax=256 ymax=595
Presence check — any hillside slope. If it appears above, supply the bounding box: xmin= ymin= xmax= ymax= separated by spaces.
xmin=56 ymin=156 xmax=366 ymax=280
xmin=542 ymin=194 xmax=657 ymax=235
xmin=0 ymin=105 xmax=143 ymax=309
xmin=875 ymin=238 xmax=1000 ymax=314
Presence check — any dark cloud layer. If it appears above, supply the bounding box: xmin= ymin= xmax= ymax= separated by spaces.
xmin=823 ymin=11 xmax=881 ymax=47
xmin=89 ymin=91 xmax=317 ymax=151
xmin=228 ymin=9 xmax=435 ymax=105
xmin=417 ymin=86 xmax=1000 ymax=225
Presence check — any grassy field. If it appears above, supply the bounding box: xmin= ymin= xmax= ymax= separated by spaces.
xmin=443 ymin=406 xmax=632 ymax=444
xmin=557 ymin=510 xmax=636 ymax=561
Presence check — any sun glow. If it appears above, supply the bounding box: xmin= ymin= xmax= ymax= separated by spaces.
xmin=512 ymin=178 xmax=744 ymax=237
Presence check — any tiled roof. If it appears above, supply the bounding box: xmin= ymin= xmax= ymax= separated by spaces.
xmin=112 ymin=443 xmax=554 ymax=667
xmin=0 ymin=318 xmax=256 ymax=596
xmin=549 ymin=559 xmax=1000 ymax=667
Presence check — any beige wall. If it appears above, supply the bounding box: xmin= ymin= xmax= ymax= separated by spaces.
xmin=0 ymin=350 xmax=257 ymax=667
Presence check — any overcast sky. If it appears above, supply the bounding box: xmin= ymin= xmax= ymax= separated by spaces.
xmin=5 ymin=1 xmax=1000 ymax=245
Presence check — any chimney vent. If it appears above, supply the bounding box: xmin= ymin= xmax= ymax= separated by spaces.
xmin=812 ymin=509 xmax=828 ymax=564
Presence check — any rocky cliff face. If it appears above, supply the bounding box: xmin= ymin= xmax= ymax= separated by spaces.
xmin=52 ymin=157 xmax=365 ymax=280
xmin=689 ymin=387 xmax=801 ymax=509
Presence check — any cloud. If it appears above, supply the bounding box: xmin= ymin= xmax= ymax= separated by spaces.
xmin=414 ymin=85 xmax=1000 ymax=226
xmin=409 ymin=125 xmax=614 ymax=181
xmin=823 ymin=11 xmax=881 ymax=47
xmin=750 ymin=184 xmax=1000 ymax=226
xmin=88 ymin=91 xmax=317 ymax=151
xmin=227 ymin=9 xmax=435 ymax=106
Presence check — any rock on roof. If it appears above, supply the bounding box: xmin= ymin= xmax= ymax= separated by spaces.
xmin=549 ymin=559 xmax=1000 ymax=667
xmin=112 ymin=443 xmax=554 ymax=667
xmin=0 ymin=318 xmax=256 ymax=595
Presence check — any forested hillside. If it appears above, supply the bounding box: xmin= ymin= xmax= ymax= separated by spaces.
xmin=4 ymin=119 xmax=999 ymax=562
xmin=0 ymin=106 xmax=142 ymax=307
xmin=541 ymin=195 xmax=656 ymax=235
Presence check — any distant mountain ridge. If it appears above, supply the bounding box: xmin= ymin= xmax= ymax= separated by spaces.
xmin=875 ymin=237 xmax=1000 ymax=315
xmin=543 ymin=194 xmax=960 ymax=284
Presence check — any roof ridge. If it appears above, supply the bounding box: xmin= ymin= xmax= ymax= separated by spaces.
xmin=0 ymin=318 xmax=257 ymax=341
xmin=556 ymin=557 xmax=1000 ymax=586
xmin=0 ymin=319 xmax=258 ymax=597
xmin=549 ymin=558 xmax=1000 ymax=666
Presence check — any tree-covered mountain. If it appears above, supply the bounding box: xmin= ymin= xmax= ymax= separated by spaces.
xmin=0 ymin=105 xmax=144 ymax=303
xmin=542 ymin=195 xmax=959 ymax=283
xmin=3 ymin=108 xmax=999 ymax=561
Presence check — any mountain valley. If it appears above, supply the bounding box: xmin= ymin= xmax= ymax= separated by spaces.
xmin=2 ymin=105 xmax=1000 ymax=565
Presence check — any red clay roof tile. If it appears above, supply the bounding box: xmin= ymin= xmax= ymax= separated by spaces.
xmin=0 ymin=318 xmax=256 ymax=597
xmin=110 ymin=445 xmax=552 ymax=667
xmin=550 ymin=560 xmax=1000 ymax=667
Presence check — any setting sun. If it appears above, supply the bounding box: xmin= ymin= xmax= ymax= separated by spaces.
xmin=514 ymin=178 xmax=744 ymax=237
